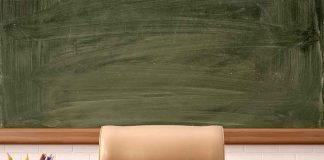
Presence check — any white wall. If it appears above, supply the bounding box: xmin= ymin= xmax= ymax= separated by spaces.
xmin=226 ymin=145 xmax=324 ymax=160
xmin=1 ymin=145 xmax=324 ymax=160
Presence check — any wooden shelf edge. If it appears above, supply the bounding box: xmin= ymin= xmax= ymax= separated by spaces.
xmin=0 ymin=128 xmax=323 ymax=144
xmin=225 ymin=128 xmax=324 ymax=144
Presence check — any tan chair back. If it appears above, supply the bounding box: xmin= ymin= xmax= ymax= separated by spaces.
xmin=99 ymin=125 xmax=224 ymax=160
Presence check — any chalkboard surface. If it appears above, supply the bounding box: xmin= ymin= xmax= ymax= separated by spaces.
xmin=0 ymin=0 xmax=323 ymax=128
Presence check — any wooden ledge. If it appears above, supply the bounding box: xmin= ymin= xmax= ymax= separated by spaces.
xmin=0 ymin=128 xmax=323 ymax=144
xmin=225 ymin=129 xmax=324 ymax=144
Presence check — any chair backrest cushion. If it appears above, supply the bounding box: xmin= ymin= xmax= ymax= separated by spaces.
xmin=100 ymin=125 xmax=224 ymax=160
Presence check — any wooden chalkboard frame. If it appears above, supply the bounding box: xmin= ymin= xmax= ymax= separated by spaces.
xmin=0 ymin=128 xmax=323 ymax=144
xmin=0 ymin=0 xmax=323 ymax=145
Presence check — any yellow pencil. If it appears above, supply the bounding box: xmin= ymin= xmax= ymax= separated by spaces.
xmin=24 ymin=154 xmax=29 ymax=160
xmin=7 ymin=153 xmax=13 ymax=160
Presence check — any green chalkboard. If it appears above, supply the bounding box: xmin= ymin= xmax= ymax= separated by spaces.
xmin=0 ymin=0 xmax=323 ymax=128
